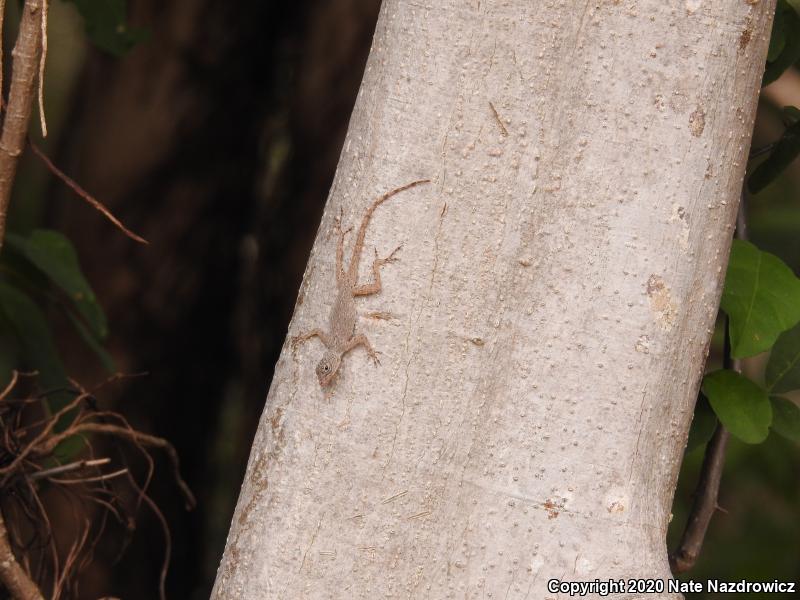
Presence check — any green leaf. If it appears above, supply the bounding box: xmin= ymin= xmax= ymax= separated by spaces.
xmin=763 ymin=0 xmax=800 ymax=86
xmin=768 ymin=4 xmax=787 ymax=62
xmin=66 ymin=311 xmax=115 ymax=373
xmin=721 ymin=240 xmax=800 ymax=358
xmin=0 ymin=281 xmax=67 ymax=395
xmin=765 ymin=321 xmax=800 ymax=392
xmin=781 ymin=105 xmax=800 ymax=126
xmin=685 ymin=393 xmax=717 ymax=454
xmin=770 ymin=396 xmax=800 ymax=442
xmin=702 ymin=370 xmax=772 ymax=444
xmin=66 ymin=0 xmax=149 ymax=57
xmin=53 ymin=435 xmax=91 ymax=463
xmin=748 ymin=120 xmax=800 ymax=193
xmin=5 ymin=230 xmax=108 ymax=339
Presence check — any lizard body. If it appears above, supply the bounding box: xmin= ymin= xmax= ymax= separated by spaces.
xmin=294 ymin=179 xmax=430 ymax=387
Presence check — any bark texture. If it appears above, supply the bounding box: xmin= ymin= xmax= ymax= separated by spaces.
xmin=214 ymin=1 xmax=774 ymax=597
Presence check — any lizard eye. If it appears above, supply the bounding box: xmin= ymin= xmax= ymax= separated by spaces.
xmin=321 ymin=362 xmax=330 ymax=373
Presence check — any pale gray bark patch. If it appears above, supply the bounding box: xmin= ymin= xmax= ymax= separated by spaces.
xmin=213 ymin=1 xmax=775 ymax=598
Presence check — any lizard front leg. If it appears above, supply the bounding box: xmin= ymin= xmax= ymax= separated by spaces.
xmin=342 ymin=334 xmax=381 ymax=365
xmin=352 ymin=245 xmax=402 ymax=297
xmin=292 ymin=328 xmax=332 ymax=349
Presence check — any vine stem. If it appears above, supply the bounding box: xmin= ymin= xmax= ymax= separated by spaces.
xmin=0 ymin=0 xmax=45 ymax=249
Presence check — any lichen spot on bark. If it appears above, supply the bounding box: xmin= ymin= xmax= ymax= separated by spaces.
xmin=739 ymin=27 xmax=752 ymax=50
xmin=646 ymin=274 xmax=678 ymax=330
xmin=604 ymin=487 xmax=630 ymax=514
xmin=670 ymin=204 xmax=691 ymax=251
xmin=543 ymin=499 xmax=561 ymax=519
xmin=608 ymin=501 xmax=625 ymax=512
xmin=689 ymin=107 xmax=705 ymax=137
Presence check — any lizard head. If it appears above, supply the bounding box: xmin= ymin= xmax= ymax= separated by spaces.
xmin=315 ymin=352 xmax=341 ymax=387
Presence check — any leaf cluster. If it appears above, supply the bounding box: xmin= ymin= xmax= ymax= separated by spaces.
xmin=695 ymin=242 xmax=800 ymax=449
xmin=0 ymin=230 xmax=113 ymax=406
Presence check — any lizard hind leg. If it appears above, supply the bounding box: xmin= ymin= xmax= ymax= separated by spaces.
xmin=343 ymin=334 xmax=382 ymax=366
xmin=352 ymin=245 xmax=402 ymax=297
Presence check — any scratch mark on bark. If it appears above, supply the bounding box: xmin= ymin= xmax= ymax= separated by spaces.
xmin=504 ymin=567 xmax=516 ymax=599
xmin=299 ymin=514 xmax=324 ymax=574
xmin=489 ymin=101 xmax=509 ymax=136
xmin=407 ymin=510 xmax=431 ymax=520
xmin=382 ymin=489 xmax=408 ymax=504
xmin=381 ymin=197 xmax=446 ymax=480
xmin=628 ymin=385 xmax=648 ymax=483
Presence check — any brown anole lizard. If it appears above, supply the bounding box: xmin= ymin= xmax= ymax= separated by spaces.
xmin=293 ymin=179 xmax=431 ymax=387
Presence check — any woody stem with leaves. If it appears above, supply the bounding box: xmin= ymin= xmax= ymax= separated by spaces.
xmin=670 ymin=1 xmax=800 ymax=571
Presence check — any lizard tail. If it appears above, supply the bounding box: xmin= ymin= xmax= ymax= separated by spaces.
xmin=347 ymin=179 xmax=431 ymax=279
xmin=367 ymin=179 xmax=431 ymax=218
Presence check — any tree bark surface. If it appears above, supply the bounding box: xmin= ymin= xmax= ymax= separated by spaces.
xmin=213 ymin=1 xmax=774 ymax=598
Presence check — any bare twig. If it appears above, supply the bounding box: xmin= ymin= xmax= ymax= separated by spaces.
xmin=52 ymin=517 xmax=89 ymax=600
xmin=670 ymin=423 xmax=730 ymax=572
xmin=139 ymin=488 xmax=170 ymax=600
xmin=0 ymin=512 xmax=44 ymax=600
xmin=0 ymin=370 xmax=20 ymax=401
xmin=27 ymin=458 xmax=111 ymax=481
xmin=52 ymin=467 xmax=129 ymax=485
xmin=1 ymin=375 xmax=192 ymax=596
xmin=28 ymin=142 xmax=148 ymax=244
xmin=748 ymin=142 xmax=775 ymax=160
xmin=41 ymin=423 xmax=196 ymax=510
xmin=0 ymin=392 xmax=90 ymax=482
xmin=24 ymin=478 xmax=58 ymax=597
xmin=37 ymin=0 xmax=48 ymax=137
xmin=0 ymin=0 xmax=45 ymax=248
xmin=670 ymin=191 xmax=748 ymax=573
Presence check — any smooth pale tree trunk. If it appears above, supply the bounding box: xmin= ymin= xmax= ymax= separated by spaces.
xmin=213 ymin=1 xmax=774 ymax=597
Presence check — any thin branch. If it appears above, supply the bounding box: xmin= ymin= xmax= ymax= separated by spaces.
xmin=51 ymin=467 xmax=129 ymax=485
xmin=37 ymin=0 xmax=48 ymax=137
xmin=748 ymin=142 xmax=775 ymax=160
xmin=1 ymin=376 xmax=192 ymax=594
xmin=40 ymin=423 xmax=196 ymax=510
xmin=0 ymin=512 xmax=44 ymax=600
xmin=27 ymin=458 xmax=111 ymax=481
xmin=670 ymin=190 xmax=749 ymax=573
xmin=0 ymin=370 xmax=20 ymax=401
xmin=139 ymin=487 xmax=170 ymax=600
xmin=28 ymin=142 xmax=148 ymax=244
xmin=27 ymin=479 xmax=57 ymax=595
xmin=0 ymin=392 xmax=89 ymax=481
xmin=670 ymin=423 xmax=730 ymax=573
xmin=52 ymin=517 xmax=89 ymax=600
xmin=0 ymin=0 xmax=45 ymax=249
